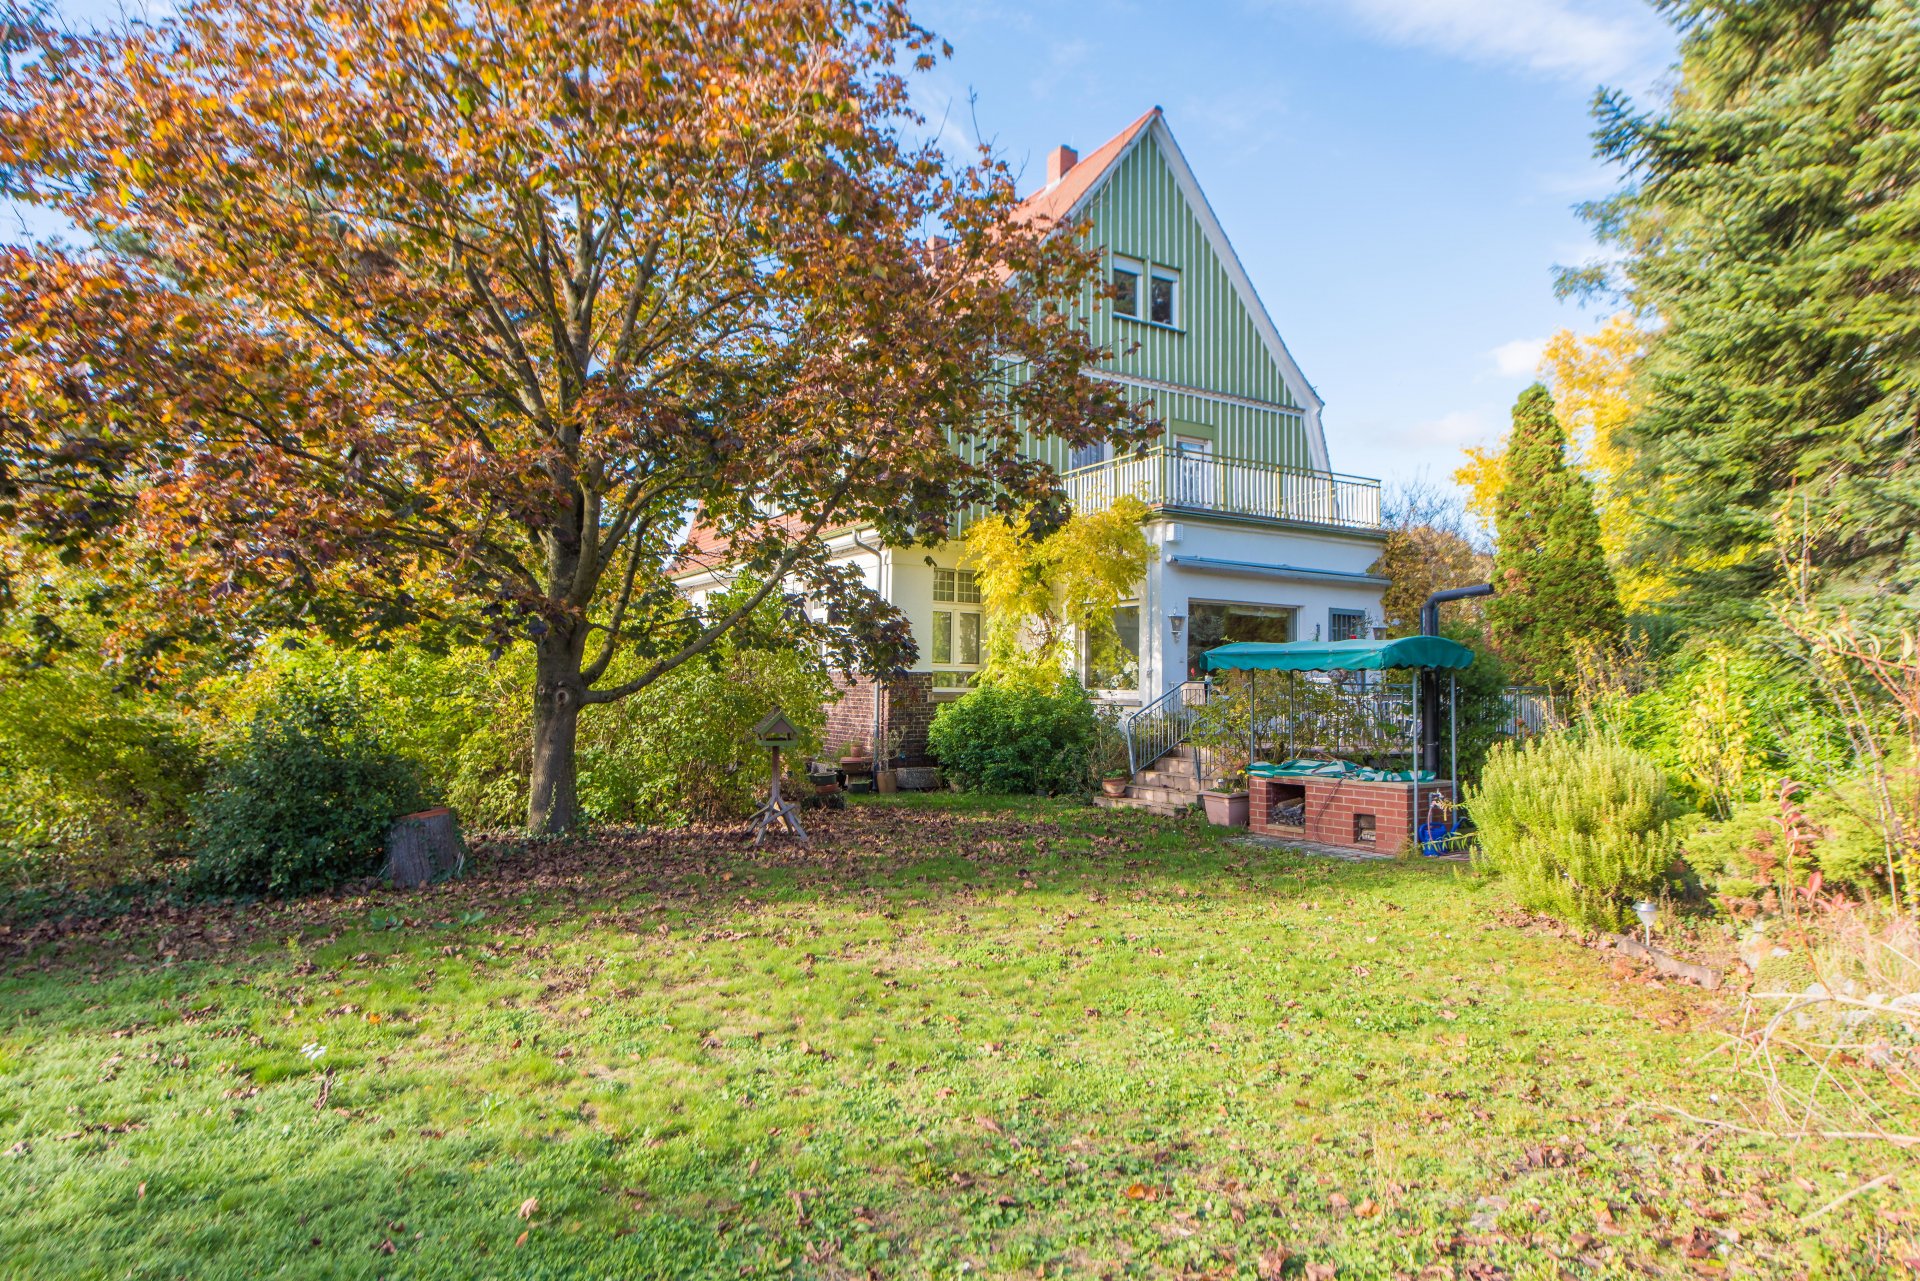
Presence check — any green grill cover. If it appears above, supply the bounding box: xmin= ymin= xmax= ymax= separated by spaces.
xmin=1201 ymin=636 xmax=1476 ymax=673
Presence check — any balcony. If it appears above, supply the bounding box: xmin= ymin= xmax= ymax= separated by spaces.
xmin=1062 ymin=446 xmax=1383 ymax=532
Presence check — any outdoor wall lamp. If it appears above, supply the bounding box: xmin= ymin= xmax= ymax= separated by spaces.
xmin=1169 ymin=614 xmax=1185 ymax=639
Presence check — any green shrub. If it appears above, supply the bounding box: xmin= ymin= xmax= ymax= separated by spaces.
xmin=206 ymin=635 xmax=523 ymax=829
xmin=1467 ymin=731 xmax=1686 ymax=932
xmin=576 ymin=645 xmax=830 ymax=826
xmin=190 ymin=673 xmax=429 ymax=896
xmin=927 ymin=677 xmax=1097 ymax=795
xmin=0 ymin=667 xmax=203 ymax=888
xmin=1683 ymin=776 xmax=1896 ymax=907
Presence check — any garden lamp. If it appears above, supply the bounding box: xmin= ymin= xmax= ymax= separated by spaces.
xmin=1632 ymin=899 xmax=1657 ymax=946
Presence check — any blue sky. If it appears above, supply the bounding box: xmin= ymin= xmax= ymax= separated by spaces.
xmin=913 ymin=0 xmax=1678 ymax=497
xmin=12 ymin=0 xmax=1678 ymax=501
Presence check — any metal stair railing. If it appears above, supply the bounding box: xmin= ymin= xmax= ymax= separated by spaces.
xmin=1123 ymin=680 xmax=1209 ymax=774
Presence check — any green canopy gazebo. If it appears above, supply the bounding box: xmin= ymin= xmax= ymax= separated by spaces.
xmin=1200 ymin=635 xmax=1477 ymax=781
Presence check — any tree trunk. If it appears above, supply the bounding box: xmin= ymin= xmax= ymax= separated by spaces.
xmin=385 ymin=807 xmax=465 ymax=888
xmin=528 ymin=629 xmax=585 ymax=835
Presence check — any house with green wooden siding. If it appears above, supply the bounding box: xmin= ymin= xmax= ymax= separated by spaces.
xmin=678 ymin=109 xmax=1387 ymax=766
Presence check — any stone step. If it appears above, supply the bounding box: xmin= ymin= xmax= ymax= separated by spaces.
xmin=1140 ymin=757 xmax=1198 ymax=779
xmin=1093 ymin=795 xmax=1192 ymax=819
xmin=1125 ymin=785 xmax=1200 ymax=807
xmin=1135 ymin=768 xmax=1202 ymax=791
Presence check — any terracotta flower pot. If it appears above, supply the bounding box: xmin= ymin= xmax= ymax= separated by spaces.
xmin=1201 ymin=790 xmax=1250 ymax=827
xmin=875 ymin=769 xmax=899 ymax=794
xmin=1101 ymin=778 xmax=1130 ymax=798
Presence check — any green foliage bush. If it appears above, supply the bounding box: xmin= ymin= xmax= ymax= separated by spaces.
xmin=1467 ymin=731 xmax=1685 ymax=932
xmin=208 ymin=636 xmax=524 ymax=830
xmin=190 ymin=674 xmax=429 ymax=896
xmin=576 ymin=644 xmax=830 ymax=826
xmin=1683 ymin=777 xmax=1894 ymax=907
xmin=0 ymin=667 xmax=203 ymax=887
xmin=928 ymin=677 xmax=1097 ymax=795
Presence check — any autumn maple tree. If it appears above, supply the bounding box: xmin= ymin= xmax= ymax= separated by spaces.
xmin=0 ymin=0 xmax=1144 ymax=833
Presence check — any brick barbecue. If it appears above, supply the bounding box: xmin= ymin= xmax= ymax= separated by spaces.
xmin=1249 ymin=773 xmax=1455 ymax=854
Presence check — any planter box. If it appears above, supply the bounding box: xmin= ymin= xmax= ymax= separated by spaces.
xmin=895 ymin=765 xmax=942 ymax=791
xmin=1201 ymin=790 xmax=1250 ymax=827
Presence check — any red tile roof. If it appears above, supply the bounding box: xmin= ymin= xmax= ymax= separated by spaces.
xmin=1013 ymin=108 xmax=1159 ymax=228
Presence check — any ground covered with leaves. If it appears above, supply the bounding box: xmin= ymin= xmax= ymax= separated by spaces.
xmin=0 ymin=795 xmax=1912 ymax=1279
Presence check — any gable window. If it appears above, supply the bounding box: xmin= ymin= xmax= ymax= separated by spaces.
xmin=1150 ymin=265 xmax=1180 ymax=326
xmin=932 ymin=567 xmax=983 ymax=683
xmin=1329 ymin=608 xmax=1368 ymax=642
xmin=1111 ymin=256 xmax=1142 ymax=319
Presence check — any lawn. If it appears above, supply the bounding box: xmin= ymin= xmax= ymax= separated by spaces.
xmin=0 ymin=795 xmax=1911 ymax=1279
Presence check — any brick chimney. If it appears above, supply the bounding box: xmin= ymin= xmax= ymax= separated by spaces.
xmin=1047 ymin=144 xmax=1078 ymax=185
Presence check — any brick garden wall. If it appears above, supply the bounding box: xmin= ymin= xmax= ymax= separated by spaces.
xmin=821 ymin=673 xmax=939 ymax=767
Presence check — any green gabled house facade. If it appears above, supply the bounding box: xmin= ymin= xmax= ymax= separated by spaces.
xmin=677 ymin=109 xmax=1388 ymax=767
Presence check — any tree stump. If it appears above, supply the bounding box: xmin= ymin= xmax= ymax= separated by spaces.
xmin=384 ymin=807 xmax=465 ymax=889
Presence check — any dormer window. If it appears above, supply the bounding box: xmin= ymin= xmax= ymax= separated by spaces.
xmin=1150 ymin=265 xmax=1180 ymax=326
xmin=1111 ymin=256 xmax=1142 ymax=318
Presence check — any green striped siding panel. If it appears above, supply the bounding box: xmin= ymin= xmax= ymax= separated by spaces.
xmin=1007 ymin=129 xmax=1309 ymax=474
xmin=1083 ymin=132 xmax=1299 ymax=413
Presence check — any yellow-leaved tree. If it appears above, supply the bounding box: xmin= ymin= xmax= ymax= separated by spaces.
xmin=961 ymin=497 xmax=1153 ymax=684
xmin=1453 ymin=314 xmax=1660 ymax=608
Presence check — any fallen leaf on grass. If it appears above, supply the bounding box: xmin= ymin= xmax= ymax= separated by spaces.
xmin=1123 ymin=1182 xmax=1156 ymax=1201
xmin=1257 ymin=1247 xmax=1291 ymax=1279
xmin=1305 ymin=1264 xmax=1337 ymax=1280
xmin=515 ymin=1230 xmax=529 ymax=1248
xmin=518 ymin=1196 xmax=539 ymax=1220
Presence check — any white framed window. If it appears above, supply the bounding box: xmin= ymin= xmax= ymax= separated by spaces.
xmin=1150 ymin=265 xmax=1179 ymax=326
xmin=933 ymin=568 xmax=981 ymax=604
xmin=931 ymin=608 xmax=981 ymax=666
xmin=932 ymin=567 xmax=983 ymax=677
xmin=1084 ymin=602 xmax=1141 ymax=692
xmin=1111 ymin=255 xmax=1142 ymax=319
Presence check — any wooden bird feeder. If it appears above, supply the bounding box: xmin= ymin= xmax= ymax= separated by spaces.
xmin=751 ymin=709 xmax=803 ymax=748
xmin=746 ymin=707 xmax=807 ymax=846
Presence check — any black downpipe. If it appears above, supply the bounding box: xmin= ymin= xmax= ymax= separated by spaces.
xmin=1418 ymin=583 xmax=1494 ymax=775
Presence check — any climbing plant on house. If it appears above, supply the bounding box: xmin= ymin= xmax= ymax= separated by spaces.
xmin=960 ymin=497 xmax=1152 ymax=685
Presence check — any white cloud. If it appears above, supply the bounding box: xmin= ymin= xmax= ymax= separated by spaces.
xmin=1172 ymin=85 xmax=1293 ymax=159
xmin=1406 ymin=408 xmax=1494 ymax=448
xmin=1489 ymin=337 xmax=1547 ymax=379
xmin=1279 ymin=0 xmax=1668 ymax=87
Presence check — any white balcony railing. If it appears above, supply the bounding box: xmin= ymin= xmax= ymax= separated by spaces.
xmin=1063 ymin=447 xmax=1382 ymax=531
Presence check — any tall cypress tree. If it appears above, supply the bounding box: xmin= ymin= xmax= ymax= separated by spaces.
xmin=1489 ymin=385 xmax=1623 ymax=687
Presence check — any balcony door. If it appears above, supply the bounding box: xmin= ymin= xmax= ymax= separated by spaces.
xmin=1172 ymin=434 xmax=1213 ymax=507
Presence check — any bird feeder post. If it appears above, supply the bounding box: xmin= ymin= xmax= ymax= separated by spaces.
xmin=746 ymin=708 xmax=808 ymax=847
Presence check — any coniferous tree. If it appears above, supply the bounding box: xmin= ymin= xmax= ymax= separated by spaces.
xmin=1576 ymin=0 xmax=1920 ymax=626
xmin=1488 ymin=385 xmax=1622 ymax=687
